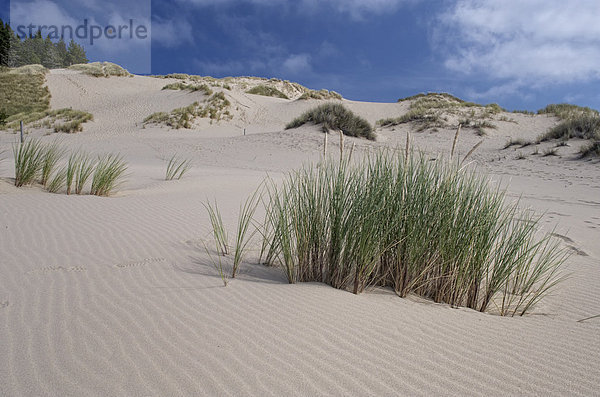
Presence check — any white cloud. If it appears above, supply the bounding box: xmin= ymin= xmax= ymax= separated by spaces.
xmin=437 ymin=0 xmax=600 ymax=89
xmin=177 ymin=0 xmax=415 ymax=19
xmin=282 ymin=53 xmax=311 ymax=74
xmin=152 ymin=18 xmax=193 ymax=47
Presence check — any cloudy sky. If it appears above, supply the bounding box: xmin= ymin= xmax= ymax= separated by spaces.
xmin=3 ymin=0 xmax=600 ymax=111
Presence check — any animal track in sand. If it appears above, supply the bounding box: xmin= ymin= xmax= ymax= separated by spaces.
xmin=26 ymin=266 xmax=86 ymax=274
xmin=113 ymin=257 xmax=166 ymax=269
xmin=0 ymin=300 xmax=8 ymax=309
xmin=551 ymin=233 xmax=589 ymax=256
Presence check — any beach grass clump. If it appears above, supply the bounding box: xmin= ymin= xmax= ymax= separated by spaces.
xmin=286 ymin=103 xmax=375 ymax=140
xmin=162 ymin=82 xmax=213 ymax=95
xmin=246 ymin=85 xmax=289 ymax=99
xmin=538 ymin=114 xmax=600 ymax=142
xmin=90 ymin=154 xmax=128 ymax=196
xmin=13 ymin=139 xmax=45 ymax=186
xmin=259 ymin=150 xmax=566 ymax=316
xmin=165 ymin=155 xmax=192 ymax=180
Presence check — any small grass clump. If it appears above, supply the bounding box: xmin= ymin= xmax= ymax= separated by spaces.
xmin=258 ymin=150 xmax=566 ymax=316
xmin=90 ymin=154 xmax=128 ymax=196
xmin=246 ymin=85 xmax=289 ymax=99
xmin=286 ymin=103 xmax=375 ymax=140
xmin=69 ymin=62 xmax=131 ymax=77
xmin=40 ymin=141 xmax=65 ymax=187
xmin=503 ymin=138 xmax=533 ymax=149
xmin=165 ymin=155 xmax=192 ymax=180
xmin=580 ymin=141 xmax=600 ymax=158
xmin=162 ymin=82 xmax=213 ymax=95
xmin=4 ymin=108 xmax=93 ymax=133
xmin=298 ymin=89 xmax=342 ymax=100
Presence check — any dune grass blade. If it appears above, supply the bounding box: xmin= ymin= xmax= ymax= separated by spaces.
xmin=75 ymin=154 xmax=96 ymax=194
xmin=40 ymin=142 xmax=65 ymax=187
xmin=90 ymin=154 xmax=128 ymax=196
xmin=203 ymin=200 xmax=229 ymax=256
xmin=165 ymin=155 xmax=192 ymax=180
xmin=202 ymin=240 xmax=228 ymax=287
xmin=231 ymin=189 xmax=261 ymax=278
xmin=65 ymin=152 xmax=79 ymax=195
xmin=47 ymin=167 xmax=66 ymax=193
xmin=13 ymin=139 xmax=44 ymax=187
xmin=259 ymin=149 xmax=566 ymax=316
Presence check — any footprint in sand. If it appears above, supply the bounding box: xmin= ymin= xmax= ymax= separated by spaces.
xmin=26 ymin=266 xmax=86 ymax=275
xmin=1 ymin=301 xmax=8 ymax=309
xmin=113 ymin=257 xmax=166 ymax=269
xmin=551 ymin=233 xmax=589 ymax=256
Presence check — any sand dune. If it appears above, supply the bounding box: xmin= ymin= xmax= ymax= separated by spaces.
xmin=1 ymin=70 xmax=599 ymax=396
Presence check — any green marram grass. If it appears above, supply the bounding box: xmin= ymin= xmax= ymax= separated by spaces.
xmin=165 ymin=155 xmax=192 ymax=180
xmin=0 ymin=69 xmax=50 ymax=118
xmin=246 ymin=85 xmax=289 ymax=99
xmin=90 ymin=154 xmax=128 ymax=196
xmin=204 ymin=200 xmax=229 ymax=256
xmin=257 ymin=149 xmax=567 ymax=316
xmin=69 ymin=62 xmax=131 ymax=77
xmin=286 ymin=103 xmax=375 ymax=140
xmin=144 ymin=92 xmax=232 ymax=129
xmin=162 ymin=82 xmax=213 ymax=95
xmin=13 ymin=139 xmax=45 ymax=187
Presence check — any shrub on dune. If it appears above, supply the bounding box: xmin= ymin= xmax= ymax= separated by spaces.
xmin=246 ymin=85 xmax=289 ymax=99
xmin=286 ymin=103 xmax=375 ymax=140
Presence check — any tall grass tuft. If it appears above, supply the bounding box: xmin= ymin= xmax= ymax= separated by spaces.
xmin=259 ymin=150 xmax=567 ymax=316
xmin=203 ymin=200 xmax=229 ymax=256
xmin=165 ymin=155 xmax=192 ymax=180
xmin=231 ymin=190 xmax=261 ymax=278
xmin=13 ymin=139 xmax=44 ymax=187
xmin=90 ymin=154 xmax=128 ymax=196
xmin=40 ymin=142 xmax=65 ymax=187
xmin=74 ymin=154 xmax=96 ymax=194
xmin=47 ymin=167 xmax=66 ymax=193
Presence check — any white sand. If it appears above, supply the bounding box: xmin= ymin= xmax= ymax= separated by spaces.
xmin=0 ymin=70 xmax=599 ymax=396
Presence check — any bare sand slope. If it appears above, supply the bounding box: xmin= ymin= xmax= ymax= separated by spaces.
xmin=0 ymin=70 xmax=599 ymax=396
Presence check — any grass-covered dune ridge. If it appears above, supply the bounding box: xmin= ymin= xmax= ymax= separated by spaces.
xmin=257 ymin=150 xmax=566 ymax=316
xmin=286 ymin=103 xmax=375 ymax=140
xmin=537 ymin=103 xmax=600 ymax=157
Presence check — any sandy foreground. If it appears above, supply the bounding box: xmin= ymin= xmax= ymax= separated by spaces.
xmin=0 ymin=70 xmax=599 ymax=396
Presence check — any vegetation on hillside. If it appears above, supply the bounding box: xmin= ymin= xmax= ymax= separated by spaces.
xmin=246 ymin=85 xmax=289 ymax=99
xmin=144 ymin=92 xmax=232 ymax=129
xmin=162 ymin=82 xmax=213 ymax=95
xmin=536 ymin=104 xmax=600 ymax=158
xmin=69 ymin=62 xmax=131 ymax=77
xmin=0 ymin=67 xmax=92 ymax=133
xmin=285 ymin=103 xmax=375 ymax=140
xmin=379 ymin=93 xmax=501 ymax=133
xmin=0 ymin=19 xmax=87 ymax=68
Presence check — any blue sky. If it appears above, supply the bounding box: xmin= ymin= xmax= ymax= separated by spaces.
xmin=3 ymin=0 xmax=600 ymax=111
